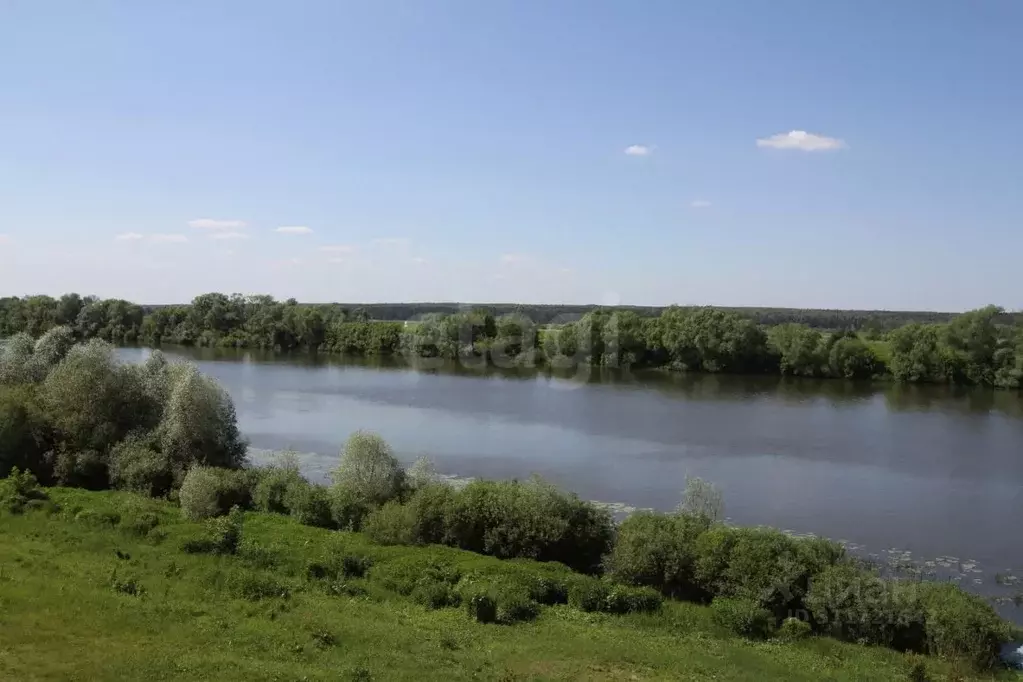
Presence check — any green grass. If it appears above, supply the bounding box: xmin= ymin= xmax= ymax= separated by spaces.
xmin=0 ymin=488 xmax=1017 ymax=681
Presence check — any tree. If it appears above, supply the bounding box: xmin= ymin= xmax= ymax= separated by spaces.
xmin=768 ymin=324 xmax=824 ymax=377
xmin=157 ymin=364 xmax=248 ymax=477
xmin=331 ymin=431 xmax=404 ymax=505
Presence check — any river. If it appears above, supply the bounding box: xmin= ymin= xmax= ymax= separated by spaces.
xmin=117 ymin=346 xmax=1023 ymax=617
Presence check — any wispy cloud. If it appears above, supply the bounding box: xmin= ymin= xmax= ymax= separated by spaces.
xmin=319 ymin=245 xmax=356 ymax=254
xmin=690 ymin=200 xmax=712 ymax=208
xmin=272 ymin=257 xmax=303 ymax=267
xmin=210 ymin=231 xmax=249 ymax=240
xmin=0 ymin=234 xmax=10 ymax=245
xmin=150 ymin=233 xmax=189 ymax=243
xmin=326 ymin=257 xmax=348 ymax=264
xmin=275 ymin=225 xmax=313 ymax=235
xmin=499 ymin=253 xmax=531 ymax=265
xmin=188 ymin=218 xmax=246 ymax=230
xmin=756 ymin=130 xmax=847 ymax=151
xmin=115 ymin=232 xmax=145 ymax=241
xmin=624 ymin=144 xmax=653 ymax=156
xmin=411 ymin=256 xmax=428 ymax=264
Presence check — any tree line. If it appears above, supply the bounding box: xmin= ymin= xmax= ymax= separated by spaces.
xmin=1 ymin=293 xmax=1021 ymax=388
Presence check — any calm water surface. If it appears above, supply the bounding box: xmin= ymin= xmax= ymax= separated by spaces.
xmin=119 ymin=347 xmax=1023 ymax=612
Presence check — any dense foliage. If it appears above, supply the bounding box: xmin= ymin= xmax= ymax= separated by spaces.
xmin=0 ymin=331 xmax=247 ymax=487
xmin=4 ymin=293 xmax=1022 ymax=388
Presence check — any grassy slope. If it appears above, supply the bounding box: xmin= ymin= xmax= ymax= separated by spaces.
xmin=0 ymin=489 xmax=1015 ymax=682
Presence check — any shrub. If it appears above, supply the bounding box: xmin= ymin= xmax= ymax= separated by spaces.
xmin=694 ymin=525 xmax=844 ymax=619
xmin=805 ymin=564 xmax=927 ymax=651
xmin=606 ymin=511 xmax=710 ymax=600
xmin=919 ymin=582 xmax=1009 ymax=670
xmin=340 ymin=555 xmax=373 ymax=579
xmin=525 ymin=576 xmax=568 ymax=606
xmin=405 ymin=455 xmax=439 ymax=490
xmin=495 ymin=587 xmax=540 ymax=623
xmin=363 ymin=501 xmax=416 ymax=545
xmin=711 ymin=597 xmax=774 ymax=639
xmin=52 ymin=449 xmax=108 ymax=489
xmin=466 ymin=593 xmax=497 ymax=624
xmin=329 ymin=485 xmax=373 ymax=531
xmin=229 ymin=571 xmax=290 ymax=601
xmin=75 ymin=508 xmax=121 ymax=526
xmin=444 ymin=477 xmax=614 ymax=574
xmin=183 ymin=506 xmax=244 ymax=555
xmin=178 ymin=465 xmax=222 ymax=521
xmin=411 ymin=579 xmax=461 ymax=610
xmin=677 ymin=476 xmax=724 ymax=522
xmin=120 ymin=507 xmax=160 ymax=537
xmin=286 ymin=482 xmax=334 ymax=529
xmin=330 ymin=431 xmax=405 ymax=506
xmin=778 ymin=616 xmax=812 ymax=641
xmin=568 ymin=579 xmax=662 ymax=615
xmin=108 ymin=435 xmax=172 ymax=497
xmin=252 ymin=452 xmax=305 ymax=514
xmin=371 ymin=558 xmax=458 ymax=596
xmin=0 ymin=467 xmax=49 ymax=514
xmin=404 ymin=482 xmax=456 ymax=545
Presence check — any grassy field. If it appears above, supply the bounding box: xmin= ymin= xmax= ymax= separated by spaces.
xmin=0 ymin=488 xmax=1017 ymax=682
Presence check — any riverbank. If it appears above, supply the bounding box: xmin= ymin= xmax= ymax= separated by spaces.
xmin=1 ymin=486 xmax=1017 ymax=681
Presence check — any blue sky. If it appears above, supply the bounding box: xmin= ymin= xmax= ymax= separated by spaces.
xmin=1 ymin=1 xmax=1020 ymax=310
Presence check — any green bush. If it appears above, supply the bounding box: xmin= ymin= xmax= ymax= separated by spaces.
xmin=805 ymin=564 xmax=927 ymax=651
xmin=711 ymin=597 xmax=775 ymax=639
xmin=285 ymin=482 xmax=334 ymax=529
xmin=363 ymin=501 xmax=416 ymax=545
xmin=330 ymin=431 xmax=405 ymax=506
xmin=183 ymin=506 xmax=244 ymax=555
xmin=466 ymin=593 xmax=497 ymax=624
xmin=252 ymin=453 xmax=305 ymax=514
xmin=371 ymin=558 xmax=459 ymax=596
xmin=444 ymin=477 xmax=613 ymax=574
xmin=0 ymin=467 xmax=49 ymax=514
xmin=108 ymin=435 xmax=172 ymax=497
xmin=411 ymin=579 xmax=461 ymax=610
xmin=178 ymin=465 xmax=223 ymax=521
xmin=694 ymin=525 xmax=843 ymax=619
xmin=494 ymin=587 xmax=540 ymax=623
xmin=778 ymin=616 xmax=812 ymax=641
xmin=329 ymin=485 xmax=373 ymax=531
xmin=524 ymin=575 xmax=568 ymax=606
xmin=606 ymin=511 xmax=710 ymax=600
xmin=120 ymin=508 xmax=160 ymax=537
xmin=340 ymin=555 xmax=373 ymax=579
xmin=568 ymin=579 xmax=662 ymax=615
xmin=404 ymin=482 xmax=457 ymax=545
xmin=75 ymin=508 xmax=121 ymax=526
xmin=919 ymin=582 xmax=1009 ymax=670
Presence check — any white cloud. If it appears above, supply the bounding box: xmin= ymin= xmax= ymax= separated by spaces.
xmin=188 ymin=218 xmax=246 ymax=230
xmin=756 ymin=130 xmax=847 ymax=151
xmin=275 ymin=225 xmax=313 ymax=235
xmin=690 ymin=200 xmax=712 ymax=208
xmin=499 ymin=253 xmax=531 ymax=265
xmin=150 ymin=233 xmax=188 ymax=243
xmin=210 ymin=231 xmax=249 ymax=240
xmin=319 ymin=245 xmax=356 ymax=254
xmin=411 ymin=256 xmax=428 ymax=264
xmin=0 ymin=234 xmax=9 ymax=245
xmin=114 ymin=232 xmax=145 ymax=241
xmin=624 ymin=144 xmax=653 ymax=156
xmin=273 ymin=257 xmax=303 ymax=267
xmin=326 ymin=257 xmax=348 ymax=264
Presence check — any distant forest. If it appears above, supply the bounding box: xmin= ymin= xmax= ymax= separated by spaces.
xmin=2 ymin=293 xmax=1021 ymax=388
xmin=270 ymin=303 xmax=988 ymax=330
